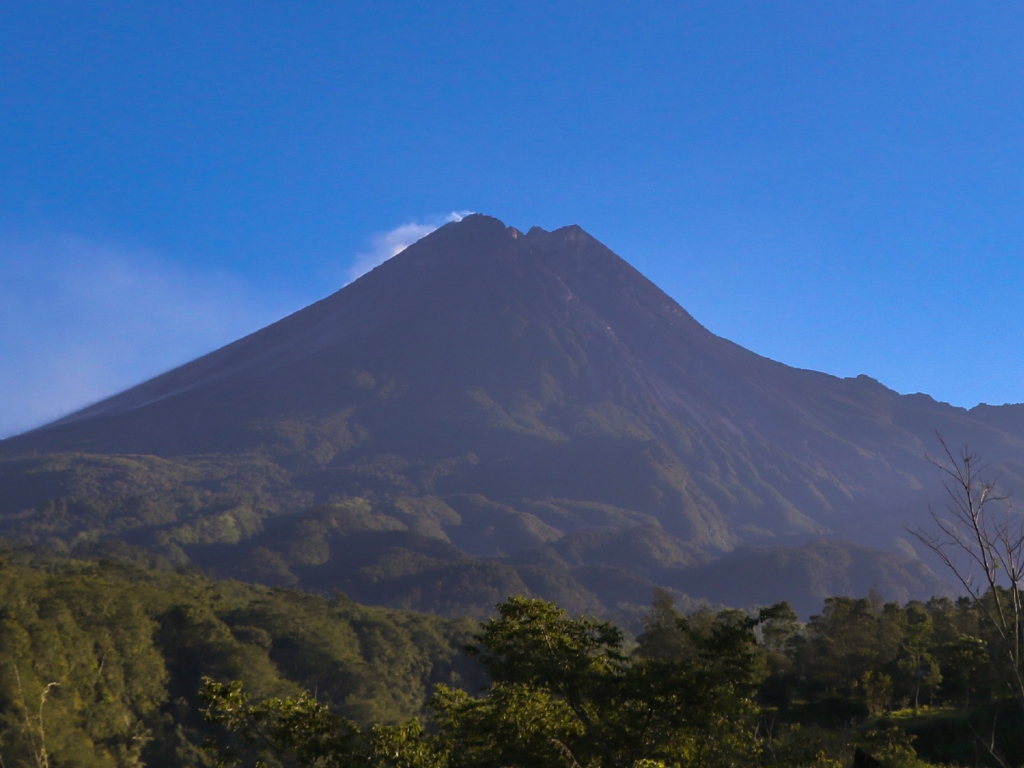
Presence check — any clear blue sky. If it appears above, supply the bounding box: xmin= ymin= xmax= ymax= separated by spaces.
xmin=2 ymin=2 xmax=1023 ymax=437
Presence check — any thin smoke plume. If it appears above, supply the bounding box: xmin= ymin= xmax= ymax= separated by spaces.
xmin=347 ymin=211 xmax=472 ymax=283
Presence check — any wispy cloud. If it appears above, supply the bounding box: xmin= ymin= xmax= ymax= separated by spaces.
xmin=0 ymin=214 xmax=474 ymax=439
xmin=0 ymin=236 xmax=294 ymax=439
xmin=347 ymin=211 xmax=472 ymax=283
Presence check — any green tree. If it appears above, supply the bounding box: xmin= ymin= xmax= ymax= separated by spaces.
xmin=201 ymin=595 xmax=789 ymax=768
xmin=893 ymin=603 xmax=941 ymax=709
xmin=200 ymin=678 xmax=365 ymax=768
xmin=440 ymin=596 xmax=780 ymax=768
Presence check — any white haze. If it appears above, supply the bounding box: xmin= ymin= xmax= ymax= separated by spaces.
xmin=0 ymin=236 xmax=290 ymax=438
xmin=0 ymin=214 xmax=474 ymax=439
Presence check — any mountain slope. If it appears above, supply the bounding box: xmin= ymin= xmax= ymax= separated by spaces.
xmin=1 ymin=214 xmax=1018 ymax=611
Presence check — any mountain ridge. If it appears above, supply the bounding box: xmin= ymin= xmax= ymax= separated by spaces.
xmin=2 ymin=213 xmax=1021 ymax=613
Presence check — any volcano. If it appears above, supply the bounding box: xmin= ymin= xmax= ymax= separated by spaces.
xmin=3 ymin=214 xmax=1019 ymax=615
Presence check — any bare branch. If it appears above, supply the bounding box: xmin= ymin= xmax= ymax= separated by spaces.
xmin=912 ymin=436 xmax=1024 ymax=708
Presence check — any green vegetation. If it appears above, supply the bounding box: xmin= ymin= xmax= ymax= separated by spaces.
xmin=205 ymin=592 xmax=1003 ymax=768
xmin=200 ymin=594 xmax=772 ymax=768
xmin=0 ymin=546 xmax=474 ymax=767
xmin=0 ymin=454 xmax=947 ymax=619
xmin=3 ymin=544 xmax=1024 ymax=766
xmin=200 ymin=589 xmax=1024 ymax=767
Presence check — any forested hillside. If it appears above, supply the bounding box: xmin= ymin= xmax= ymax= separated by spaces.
xmin=0 ymin=544 xmax=475 ymax=767
xmin=203 ymin=591 xmax=1024 ymax=767
xmin=2 ymin=544 xmax=1023 ymax=767
xmin=0 ymin=464 xmax=948 ymax=618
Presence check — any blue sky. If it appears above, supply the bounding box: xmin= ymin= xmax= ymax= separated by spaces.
xmin=2 ymin=2 xmax=1023 ymax=437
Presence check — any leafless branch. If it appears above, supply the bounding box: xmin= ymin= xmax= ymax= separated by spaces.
xmin=912 ymin=436 xmax=1024 ymax=707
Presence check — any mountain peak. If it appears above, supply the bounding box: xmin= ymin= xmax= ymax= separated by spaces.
xmin=421 ymin=215 xmax=596 ymax=252
xmin=3 ymin=214 xmax=1003 ymax=559
xmin=5 ymin=216 xmax=683 ymax=449
xmin=4 ymin=212 xmax=1021 ymax=615
xmin=429 ymin=212 xmax=516 ymax=241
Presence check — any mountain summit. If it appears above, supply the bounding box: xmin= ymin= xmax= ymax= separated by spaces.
xmin=2 ymin=214 xmax=1018 ymax=613
xmin=19 ymin=214 xmax=721 ymax=458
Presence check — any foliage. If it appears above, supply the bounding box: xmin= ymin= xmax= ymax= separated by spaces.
xmin=203 ymin=586 xmax=1024 ymax=767
xmin=6 ymin=545 xmax=1024 ymax=766
xmin=200 ymin=679 xmax=362 ymax=768
xmin=0 ymin=547 xmax=472 ymax=768
xmin=0 ymin=448 xmax=951 ymax=621
xmin=204 ymin=595 xmax=801 ymax=768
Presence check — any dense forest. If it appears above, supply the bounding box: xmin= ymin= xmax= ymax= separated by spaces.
xmin=201 ymin=592 xmax=1024 ymax=768
xmin=2 ymin=544 xmax=1024 ymax=767
xmin=0 ymin=544 xmax=477 ymax=767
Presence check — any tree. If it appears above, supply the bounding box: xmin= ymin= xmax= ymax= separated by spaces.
xmin=201 ymin=595 xmax=788 ymax=768
xmin=912 ymin=438 xmax=1024 ymax=708
xmin=446 ymin=595 xmax=781 ymax=768
xmin=200 ymin=679 xmax=447 ymax=768
xmin=894 ymin=603 xmax=941 ymax=709
xmin=200 ymin=678 xmax=363 ymax=767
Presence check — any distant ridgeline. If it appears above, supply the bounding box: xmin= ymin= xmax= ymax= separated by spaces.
xmin=4 ymin=214 xmax=1024 ymax=613
xmin=1 ymin=546 xmax=1022 ymax=768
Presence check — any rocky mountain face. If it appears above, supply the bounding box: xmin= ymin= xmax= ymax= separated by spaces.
xmin=2 ymin=214 xmax=1020 ymax=615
